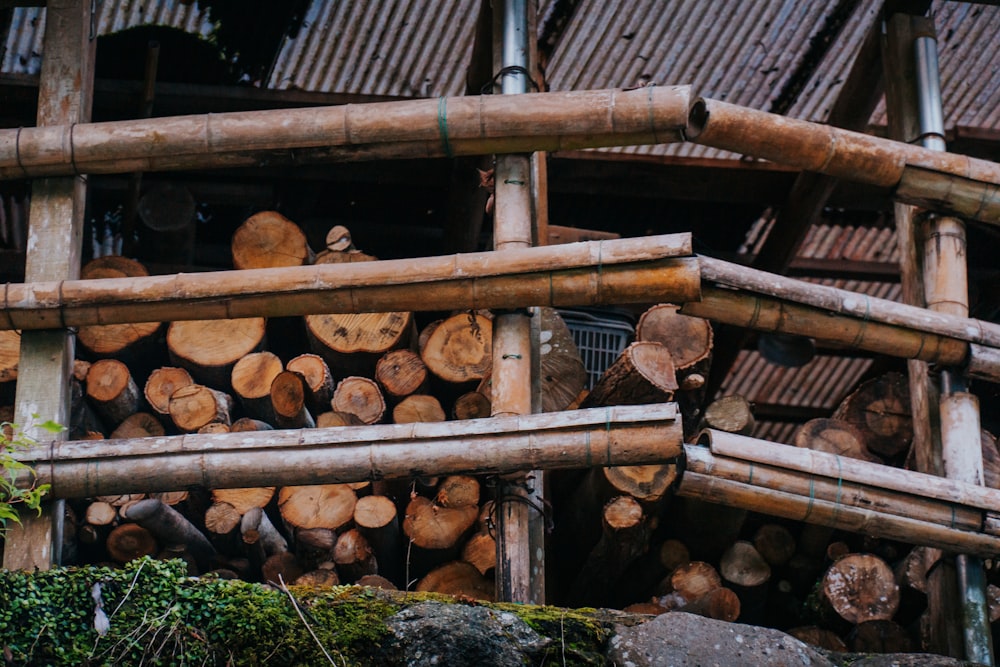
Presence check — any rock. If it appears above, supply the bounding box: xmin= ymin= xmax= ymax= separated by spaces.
xmin=832 ymin=656 xmax=984 ymax=667
xmin=607 ymin=611 xmax=836 ymax=667
xmin=383 ymin=601 xmax=549 ymax=666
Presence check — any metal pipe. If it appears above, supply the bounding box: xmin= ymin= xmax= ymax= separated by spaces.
xmin=958 ymin=555 xmax=995 ymax=666
xmin=914 ymin=35 xmax=946 ymax=152
xmin=501 ymin=0 xmax=529 ymax=95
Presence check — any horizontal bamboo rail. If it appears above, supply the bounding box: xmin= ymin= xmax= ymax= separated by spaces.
xmin=691 ymin=98 xmax=1000 ymax=223
xmin=0 ymin=86 xmax=696 ymax=178
xmin=677 ymin=430 xmax=1000 ymax=558
xmin=0 ymin=234 xmax=698 ymax=329
xmin=18 ymin=404 xmax=682 ymax=497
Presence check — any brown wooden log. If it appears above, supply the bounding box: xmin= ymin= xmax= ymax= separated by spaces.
xmin=149 ymin=491 xmax=188 ymax=506
xmin=702 ymin=395 xmax=756 ymax=436
xmin=270 ymin=370 xmax=316 ymax=429
xmin=793 ymin=417 xmax=881 ymax=463
xmin=356 ymin=574 xmax=397 ymax=590
xmin=602 ymin=464 xmax=678 ymax=504
xmin=325 ymin=225 xmax=355 ymax=252
xmin=786 ymin=626 xmax=848 ymax=652
xmin=85 ymin=358 xmax=140 ymax=428
xmin=821 ymin=553 xmax=900 ymax=625
xmin=106 ymin=523 xmax=158 ymax=563
xmin=414 ymin=561 xmax=495 ymax=601
xmin=537 ymin=307 xmax=588 ymax=413
xmin=95 ymin=493 xmax=147 ymax=507
xmin=211 ymin=487 xmax=275 ymax=515
xmin=121 ymin=498 xmax=216 ymax=573
xmin=168 ymin=384 xmax=234 ymax=432
xmin=143 ymin=366 xmax=194 ymax=419
xmin=110 ymin=412 xmax=165 ymax=439
xmin=670 ymin=561 xmax=722 ymax=603
xmin=403 ymin=495 xmax=478 ymax=552
xmin=0 ymin=329 xmax=19 ymax=388
xmin=435 ymin=476 xmax=480 ymax=509
xmin=636 ymin=304 xmax=713 ymax=373
xmin=230 ymin=351 xmax=283 ymax=422
xmin=569 ymin=496 xmax=651 ymax=607
xmin=375 ymin=349 xmax=428 ymax=401
xmin=230 ymin=417 xmax=274 ymax=432
xmin=278 ymin=484 xmax=357 ymax=531
xmin=198 ymin=423 xmax=231 ymax=434
xmin=231 ymin=210 xmax=313 ymax=270
xmin=204 ymin=501 xmax=242 ymax=554
xmin=982 ymin=429 xmax=1000 ymax=490
xmin=847 ymin=620 xmax=913 ymax=653
xmin=581 ymin=341 xmax=677 ymax=408
xmin=752 ymin=524 xmax=796 ymax=567
xmin=658 ymin=539 xmax=690 ymax=572
xmin=676 ymin=586 xmax=741 ymax=623
xmin=719 ymin=540 xmax=771 ymax=624
xmin=315 ymin=411 xmax=365 ymax=428
xmin=286 ymin=353 xmax=335 ymax=415
xmin=833 ymin=372 xmax=912 ymax=460
xmin=452 ymin=391 xmax=491 ymax=420
xmin=332 ymin=528 xmax=378 ymax=582
xmin=84 ymin=500 xmax=117 ymax=527
xmin=167 ymin=317 xmax=267 ymax=390
xmin=391 ymin=394 xmax=445 ymax=424
xmin=77 ymin=256 xmax=162 ymax=362
xmin=420 ymin=313 xmax=493 ymax=384
xmin=294 ymin=566 xmax=341 ymax=587
xmin=461 ymin=531 xmax=496 ymax=576
xmin=354 ymin=493 xmax=402 ymax=586
xmin=331 ymin=376 xmax=386 ymax=425
xmin=240 ymin=507 xmax=288 ymax=557
xmin=261 ymin=551 xmax=305 ymax=585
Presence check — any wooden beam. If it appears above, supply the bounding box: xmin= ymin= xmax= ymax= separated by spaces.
xmin=4 ymin=0 xmax=94 ymax=571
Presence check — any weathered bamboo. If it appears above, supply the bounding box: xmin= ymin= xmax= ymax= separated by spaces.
xmin=676 ymin=471 xmax=1000 ymax=558
xmin=1 ymin=235 xmax=697 ymax=329
xmin=20 ymin=404 xmax=681 ymax=497
xmin=0 ymin=86 xmax=695 ymax=178
xmin=699 ymin=429 xmax=1000 ymax=514
xmin=690 ymin=97 xmax=1000 ymax=222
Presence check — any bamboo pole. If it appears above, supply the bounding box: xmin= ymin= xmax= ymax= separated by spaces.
xmin=1 ymin=234 xmax=697 ymax=329
xmin=0 ymin=86 xmax=694 ymax=178
xmin=699 ymin=429 xmax=1000 ymax=514
xmin=19 ymin=404 xmax=681 ymax=498
xmin=690 ymin=98 xmax=1000 ymax=223
xmin=675 ymin=472 xmax=1000 ymax=559
xmin=682 ymin=445 xmax=984 ymax=534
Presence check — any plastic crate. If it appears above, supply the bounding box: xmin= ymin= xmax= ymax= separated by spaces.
xmin=559 ymin=309 xmax=635 ymax=389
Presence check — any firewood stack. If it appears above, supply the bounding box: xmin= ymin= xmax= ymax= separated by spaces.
xmin=3 ymin=211 xmax=999 ymax=655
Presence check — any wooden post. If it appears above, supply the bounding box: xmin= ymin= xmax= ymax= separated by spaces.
xmin=492 ymin=0 xmax=544 ymax=605
xmin=3 ymin=0 xmax=95 ymax=571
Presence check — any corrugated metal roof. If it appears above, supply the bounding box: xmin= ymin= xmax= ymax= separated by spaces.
xmin=2 ymin=1 xmax=216 ymax=76
xmin=268 ymin=0 xmax=482 ymax=97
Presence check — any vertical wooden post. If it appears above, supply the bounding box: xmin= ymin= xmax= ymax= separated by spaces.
xmin=3 ymin=0 xmax=95 ymax=570
xmin=492 ymin=0 xmax=545 ymax=604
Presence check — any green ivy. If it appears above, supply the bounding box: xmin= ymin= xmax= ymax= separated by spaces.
xmin=0 ymin=418 xmax=60 ymax=533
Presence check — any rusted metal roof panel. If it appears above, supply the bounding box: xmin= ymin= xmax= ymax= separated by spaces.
xmin=2 ymin=1 xmax=215 ymax=76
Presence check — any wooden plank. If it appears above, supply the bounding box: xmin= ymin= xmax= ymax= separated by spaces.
xmin=4 ymin=0 xmax=95 ymax=571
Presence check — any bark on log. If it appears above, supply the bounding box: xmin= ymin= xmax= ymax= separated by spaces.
xmin=270 ymin=370 xmax=316 ymax=429
xmin=375 ymin=349 xmax=428 ymax=401
xmin=110 ymin=412 xmax=165 ymax=439
xmin=106 ymin=523 xmax=158 ymax=563
xmin=331 ymin=376 xmax=386 ymax=425
xmin=144 ymin=366 xmax=193 ymax=419
xmin=278 ymin=484 xmax=357 ymax=531
xmin=168 ymin=384 xmax=234 ymax=432
xmin=230 ymin=351 xmax=283 ymax=422
xmin=569 ymin=496 xmax=651 ymax=608
xmin=286 ymin=353 xmax=334 ymax=415
xmin=211 ymin=487 xmax=275 ymax=515
xmin=231 ymin=211 xmax=312 ymax=270
xmin=167 ymin=317 xmax=267 ymax=390
xmin=414 ymin=561 xmax=495 ymax=601
xmin=392 ymin=394 xmax=445 ymax=424
xmin=121 ymin=498 xmax=216 ymax=573
xmin=85 ymin=358 xmax=140 ymax=428
xmin=240 ymin=507 xmax=288 ymax=557
xmin=983 ymin=429 xmax=1000 ymax=490
xmin=793 ymin=418 xmax=881 ymax=463
xmin=833 ymin=372 xmax=912 ymax=460
xmin=420 ymin=313 xmax=493 ymax=384
xmin=452 ymin=391 xmax=491 ymax=420
xmin=821 ymin=553 xmax=900 ymax=625
xmin=580 ymin=341 xmax=677 ymax=408
xmin=537 ymin=307 xmax=588 ymax=413
xmin=333 ymin=528 xmax=378 ymax=582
